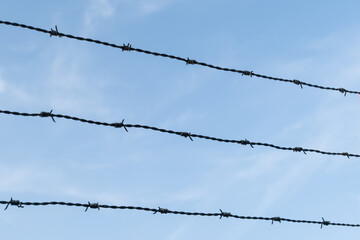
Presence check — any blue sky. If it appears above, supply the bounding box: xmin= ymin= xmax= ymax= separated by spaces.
xmin=1 ymin=0 xmax=360 ymax=239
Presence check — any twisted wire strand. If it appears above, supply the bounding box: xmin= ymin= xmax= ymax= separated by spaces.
xmin=1 ymin=199 xmax=358 ymax=228
xmin=0 ymin=109 xmax=358 ymax=158
xmin=0 ymin=20 xmax=358 ymax=96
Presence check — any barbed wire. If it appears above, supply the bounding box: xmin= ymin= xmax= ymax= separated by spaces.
xmin=0 ymin=109 xmax=358 ymax=158
xmin=1 ymin=198 xmax=358 ymax=228
xmin=0 ymin=20 xmax=359 ymax=96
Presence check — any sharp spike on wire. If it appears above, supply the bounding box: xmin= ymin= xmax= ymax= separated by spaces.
xmin=0 ymin=109 xmax=359 ymax=159
xmin=0 ymin=199 xmax=359 ymax=228
xmin=0 ymin=20 xmax=359 ymax=95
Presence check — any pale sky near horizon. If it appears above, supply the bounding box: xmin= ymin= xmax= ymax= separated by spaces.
xmin=1 ymin=1 xmax=360 ymax=239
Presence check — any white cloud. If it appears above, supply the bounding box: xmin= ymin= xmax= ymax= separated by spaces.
xmin=271 ymin=29 xmax=360 ymax=89
xmin=257 ymin=158 xmax=323 ymax=212
xmin=0 ymin=164 xmax=63 ymax=194
xmin=44 ymin=48 xmax=111 ymax=115
xmin=0 ymin=68 xmax=35 ymax=105
xmin=0 ymin=69 xmax=7 ymax=95
xmin=0 ymin=163 xmax=131 ymax=205
xmin=80 ymin=0 xmax=179 ymax=39
xmin=62 ymin=186 xmax=130 ymax=204
xmin=83 ymin=0 xmax=115 ymax=32
xmin=136 ymin=0 xmax=176 ymax=16
xmin=0 ymin=69 xmax=5 ymax=94
xmin=102 ymin=0 xmax=177 ymax=22
xmin=166 ymin=221 xmax=192 ymax=240
xmin=0 ymin=78 xmax=5 ymax=94
xmin=164 ymin=188 xmax=210 ymax=203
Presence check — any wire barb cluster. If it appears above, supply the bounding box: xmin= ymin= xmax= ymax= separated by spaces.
xmin=153 ymin=207 xmax=170 ymax=214
xmin=1 ymin=199 xmax=359 ymax=228
xmin=49 ymin=25 xmax=61 ymax=38
xmin=0 ymin=19 xmax=359 ymax=233
xmin=4 ymin=198 xmax=24 ymax=210
xmin=272 ymin=216 xmax=282 ymax=224
xmin=219 ymin=209 xmax=231 ymax=219
xmin=122 ymin=43 xmax=132 ymax=52
xmin=0 ymin=20 xmax=359 ymax=95
xmin=0 ymin=109 xmax=359 ymax=158
xmin=85 ymin=202 xmax=100 ymax=212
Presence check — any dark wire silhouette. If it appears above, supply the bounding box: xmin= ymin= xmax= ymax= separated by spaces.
xmin=0 ymin=20 xmax=358 ymax=96
xmin=1 ymin=198 xmax=359 ymax=228
xmin=0 ymin=109 xmax=357 ymax=158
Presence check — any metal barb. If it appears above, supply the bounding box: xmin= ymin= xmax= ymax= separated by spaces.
xmin=242 ymin=71 xmax=253 ymax=77
xmin=85 ymin=202 xmax=100 ymax=212
xmin=1 ymin=108 xmax=360 ymax=159
xmin=272 ymin=217 xmax=281 ymax=224
xmin=180 ymin=132 xmax=193 ymax=141
xmin=112 ymin=119 xmax=128 ymax=132
xmin=293 ymin=147 xmax=306 ymax=154
xmin=122 ymin=43 xmax=132 ymax=51
xmin=341 ymin=152 xmax=350 ymax=159
xmin=293 ymin=79 xmax=303 ymax=89
xmin=39 ymin=110 xmax=55 ymax=122
xmin=321 ymin=217 xmax=330 ymax=229
xmin=4 ymin=198 xmax=23 ymax=210
xmin=0 ymin=197 xmax=359 ymax=227
xmin=240 ymin=139 xmax=254 ymax=148
xmin=2 ymin=20 xmax=360 ymax=96
xmin=153 ymin=207 xmax=169 ymax=214
xmin=219 ymin=209 xmax=231 ymax=219
xmin=338 ymin=88 xmax=347 ymax=96
xmin=50 ymin=25 xmax=61 ymax=38
xmin=186 ymin=58 xmax=196 ymax=65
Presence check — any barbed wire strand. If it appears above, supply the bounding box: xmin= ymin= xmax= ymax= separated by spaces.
xmin=1 ymin=198 xmax=358 ymax=228
xmin=0 ymin=20 xmax=358 ymax=96
xmin=0 ymin=109 xmax=358 ymax=158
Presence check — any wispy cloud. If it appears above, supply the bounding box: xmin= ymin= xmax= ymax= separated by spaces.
xmin=83 ymin=0 xmax=115 ymax=32
xmin=0 ymin=70 xmax=5 ymax=94
xmin=166 ymin=221 xmax=193 ymax=240
xmin=96 ymin=0 xmax=178 ymax=23
xmin=0 ymin=68 xmax=35 ymax=105
xmin=0 ymin=164 xmax=63 ymax=194
xmin=270 ymin=29 xmax=360 ymax=88
xmin=44 ymin=48 xmax=111 ymax=115
xmin=134 ymin=0 xmax=177 ymax=16
xmin=61 ymin=186 xmax=130 ymax=204
xmin=235 ymin=30 xmax=360 ymax=214
xmin=0 ymin=163 xmax=131 ymax=204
